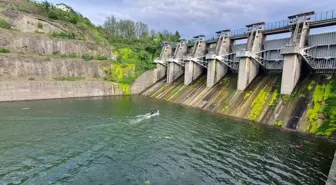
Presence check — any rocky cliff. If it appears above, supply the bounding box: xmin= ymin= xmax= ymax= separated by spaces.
xmin=0 ymin=29 xmax=115 ymax=59
xmin=0 ymin=54 xmax=106 ymax=80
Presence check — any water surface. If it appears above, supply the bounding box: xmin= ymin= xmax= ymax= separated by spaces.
xmin=0 ymin=96 xmax=335 ymax=185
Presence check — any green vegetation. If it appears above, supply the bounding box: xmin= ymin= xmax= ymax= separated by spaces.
xmin=37 ymin=22 xmax=43 ymax=29
xmin=248 ymin=88 xmax=269 ymax=121
xmin=307 ymin=81 xmax=316 ymax=91
xmin=269 ymin=90 xmax=279 ymax=108
xmin=102 ymin=16 xmax=180 ymax=80
xmin=306 ymin=79 xmax=336 ymax=136
xmin=281 ymin=93 xmax=296 ymax=104
xmin=54 ymin=77 xmax=86 ymax=81
xmin=95 ymin=56 xmax=108 ymax=60
xmin=274 ymin=120 xmax=283 ymax=128
xmin=9 ymin=1 xmax=180 ymax=84
xmin=0 ymin=48 xmax=10 ymax=53
xmin=51 ymin=32 xmax=76 ymax=40
xmin=58 ymin=53 xmax=77 ymax=58
xmin=307 ymin=84 xmax=327 ymax=134
xmin=102 ymin=64 xmax=136 ymax=85
xmin=244 ymin=91 xmax=252 ymax=100
xmin=118 ymin=83 xmax=131 ymax=95
xmin=0 ymin=18 xmax=10 ymax=29
xmin=82 ymin=54 xmax=94 ymax=61
xmin=307 ymin=80 xmax=336 ymax=136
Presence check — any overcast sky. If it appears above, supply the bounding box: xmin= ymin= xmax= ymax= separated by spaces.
xmin=48 ymin=0 xmax=336 ymax=38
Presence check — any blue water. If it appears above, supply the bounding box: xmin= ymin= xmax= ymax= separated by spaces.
xmin=0 ymin=96 xmax=335 ymax=185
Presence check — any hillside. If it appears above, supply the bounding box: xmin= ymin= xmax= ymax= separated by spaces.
xmin=0 ymin=0 xmax=180 ymax=88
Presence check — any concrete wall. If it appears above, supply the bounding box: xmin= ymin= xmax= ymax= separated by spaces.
xmin=237 ymin=31 xmax=263 ymax=91
xmin=184 ymin=61 xmax=204 ymax=85
xmin=0 ymin=54 xmax=105 ymax=80
xmin=131 ymin=66 xmax=166 ymax=94
xmin=167 ymin=63 xmax=184 ymax=83
xmin=0 ymin=81 xmax=124 ymax=102
xmin=0 ymin=29 xmax=115 ymax=59
xmin=281 ymin=55 xmax=302 ymax=94
xmin=238 ymin=58 xmax=260 ymax=91
xmin=207 ymin=35 xmax=231 ymax=88
xmin=327 ymin=152 xmax=336 ymax=185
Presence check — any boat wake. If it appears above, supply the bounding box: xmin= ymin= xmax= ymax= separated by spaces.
xmin=86 ymin=112 xmax=160 ymax=128
xmin=129 ymin=112 xmax=159 ymax=125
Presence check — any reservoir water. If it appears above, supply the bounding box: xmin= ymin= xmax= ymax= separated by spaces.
xmin=0 ymin=96 xmax=335 ymax=185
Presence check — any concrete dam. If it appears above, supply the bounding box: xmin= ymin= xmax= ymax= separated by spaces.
xmin=141 ymin=10 xmax=336 ymax=136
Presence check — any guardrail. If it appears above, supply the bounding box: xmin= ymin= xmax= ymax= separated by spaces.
xmin=312 ymin=9 xmax=336 ymax=22
xmin=230 ymin=28 xmax=248 ymax=37
xmin=264 ymin=19 xmax=290 ymax=31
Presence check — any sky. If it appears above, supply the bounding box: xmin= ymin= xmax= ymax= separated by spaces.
xmin=48 ymin=0 xmax=336 ymax=38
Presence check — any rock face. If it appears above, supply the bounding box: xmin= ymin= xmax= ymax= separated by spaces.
xmin=0 ymin=29 xmax=115 ymax=59
xmin=0 ymin=54 xmax=105 ymax=80
xmin=1 ymin=10 xmax=61 ymax=34
xmin=0 ymin=81 xmax=124 ymax=102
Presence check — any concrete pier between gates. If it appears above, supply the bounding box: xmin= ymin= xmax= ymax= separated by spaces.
xmin=281 ymin=54 xmax=302 ymax=94
xmin=184 ymin=35 xmax=207 ymax=86
xmin=207 ymin=30 xmax=231 ymax=88
xmin=237 ymin=25 xmax=264 ymax=91
xmin=167 ymin=62 xmax=184 ymax=83
xmin=166 ymin=40 xmax=188 ymax=84
xmin=184 ymin=60 xmax=205 ymax=85
xmin=280 ymin=17 xmax=310 ymax=94
xmin=207 ymin=61 xmax=228 ymax=87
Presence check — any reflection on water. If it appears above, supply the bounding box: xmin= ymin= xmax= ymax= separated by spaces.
xmin=0 ymin=96 xmax=335 ymax=185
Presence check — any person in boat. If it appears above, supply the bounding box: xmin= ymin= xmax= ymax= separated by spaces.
xmin=150 ymin=110 xmax=159 ymax=115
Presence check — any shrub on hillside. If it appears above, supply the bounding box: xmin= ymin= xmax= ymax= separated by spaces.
xmin=51 ymin=32 xmax=76 ymax=40
xmin=0 ymin=18 xmax=11 ymax=29
xmin=37 ymin=22 xmax=43 ymax=29
xmin=0 ymin=48 xmax=10 ymax=53
xmin=82 ymin=54 xmax=94 ymax=61
xmin=96 ymin=56 xmax=108 ymax=60
xmin=54 ymin=77 xmax=86 ymax=81
xmin=48 ymin=11 xmax=58 ymax=19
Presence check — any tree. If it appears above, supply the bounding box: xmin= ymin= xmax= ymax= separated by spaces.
xmin=173 ymin=31 xmax=181 ymax=42
xmin=41 ymin=0 xmax=51 ymax=11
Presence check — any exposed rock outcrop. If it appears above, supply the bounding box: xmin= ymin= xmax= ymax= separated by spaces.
xmin=0 ymin=54 xmax=106 ymax=80
xmin=0 ymin=29 xmax=115 ymax=59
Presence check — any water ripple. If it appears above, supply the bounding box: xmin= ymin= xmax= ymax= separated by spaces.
xmin=0 ymin=96 xmax=335 ymax=185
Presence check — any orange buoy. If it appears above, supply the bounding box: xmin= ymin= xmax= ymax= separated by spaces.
xmin=295 ymin=145 xmax=301 ymax=148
